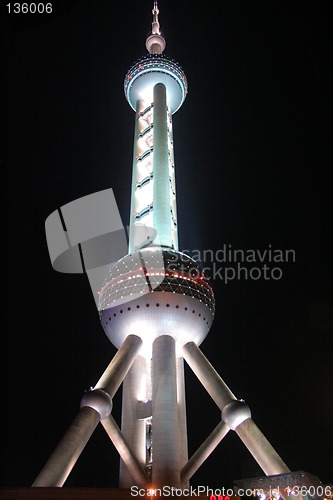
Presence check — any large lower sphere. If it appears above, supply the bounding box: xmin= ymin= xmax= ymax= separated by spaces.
xmin=99 ymin=247 xmax=215 ymax=357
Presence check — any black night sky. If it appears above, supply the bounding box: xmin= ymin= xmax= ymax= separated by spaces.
xmin=1 ymin=0 xmax=332 ymax=491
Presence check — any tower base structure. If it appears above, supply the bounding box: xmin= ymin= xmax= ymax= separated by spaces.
xmin=33 ymin=336 xmax=295 ymax=492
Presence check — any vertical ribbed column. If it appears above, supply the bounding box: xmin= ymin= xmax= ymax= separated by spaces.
xmin=152 ymin=83 xmax=173 ymax=247
xmin=152 ymin=335 xmax=180 ymax=487
xmin=120 ymin=355 xmax=147 ymax=487
xmin=176 ymin=357 xmax=188 ymax=488
xmin=129 ymin=99 xmax=146 ymax=253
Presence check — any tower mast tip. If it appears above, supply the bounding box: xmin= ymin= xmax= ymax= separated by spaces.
xmin=146 ymin=0 xmax=166 ymax=54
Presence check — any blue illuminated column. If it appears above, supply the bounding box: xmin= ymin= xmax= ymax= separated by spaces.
xmin=152 ymin=83 xmax=173 ymax=248
xmin=128 ymin=83 xmax=179 ymax=252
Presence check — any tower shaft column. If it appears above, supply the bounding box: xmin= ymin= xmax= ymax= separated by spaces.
xmin=176 ymin=357 xmax=188 ymax=487
xmin=152 ymin=335 xmax=180 ymax=487
xmin=119 ymin=355 xmax=147 ymax=487
xmin=153 ymin=83 xmax=173 ymax=248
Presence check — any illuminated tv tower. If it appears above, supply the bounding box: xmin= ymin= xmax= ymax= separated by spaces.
xmin=33 ymin=1 xmax=291 ymax=492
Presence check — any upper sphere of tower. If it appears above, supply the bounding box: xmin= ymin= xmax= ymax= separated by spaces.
xmin=146 ymin=33 xmax=166 ymax=55
xmin=124 ymin=55 xmax=188 ymax=114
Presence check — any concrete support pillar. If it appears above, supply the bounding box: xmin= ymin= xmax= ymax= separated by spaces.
xmin=102 ymin=414 xmax=148 ymax=488
xmin=95 ymin=334 xmax=142 ymax=398
xmin=119 ymin=355 xmax=147 ymax=487
xmin=32 ymin=407 xmax=100 ymax=487
xmin=33 ymin=335 xmax=142 ymax=487
xmin=181 ymin=420 xmax=230 ymax=483
xmin=176 ymin=357 xmax=188 ymax=487
xmin=153 ymin=83 xmax=173 ymax=247
xmin=152 ymin=335 xmax=180 ymax=487
xmin=182 ymin=341 xmax=236 ymax=409
xmin=183 ymin=342 xmax=290 ymax=479
xmin=235 ymin=418 xmax=290 ymax=476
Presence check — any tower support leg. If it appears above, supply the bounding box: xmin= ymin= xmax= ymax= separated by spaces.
xmin=152 ymin=335 xmax=180 ymax=487
xmin=235 ymin=418 xmax=290 ymax=476
xmin=182 ymin=341 xmax=236 ymax=408
xmin=102 ymin=414 xmax=148 ymax=487
xmin=181 ymin=420 xmax=230 ymax=484
xmin=33 ymin=335 xmax=142 ymax=487
xmin=95 ymin=334 xmax=143 ymax=398
xmin=32 ymin=407 xmax=100 ymax=487
xmin=182 ymin=342 xmax=290 ymax=478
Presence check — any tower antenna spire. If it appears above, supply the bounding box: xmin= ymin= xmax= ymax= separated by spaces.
xmin=152 ymin=1 xmax=160 ymax=34
xmin=146 ymin=0 xmax=166 ymax=54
